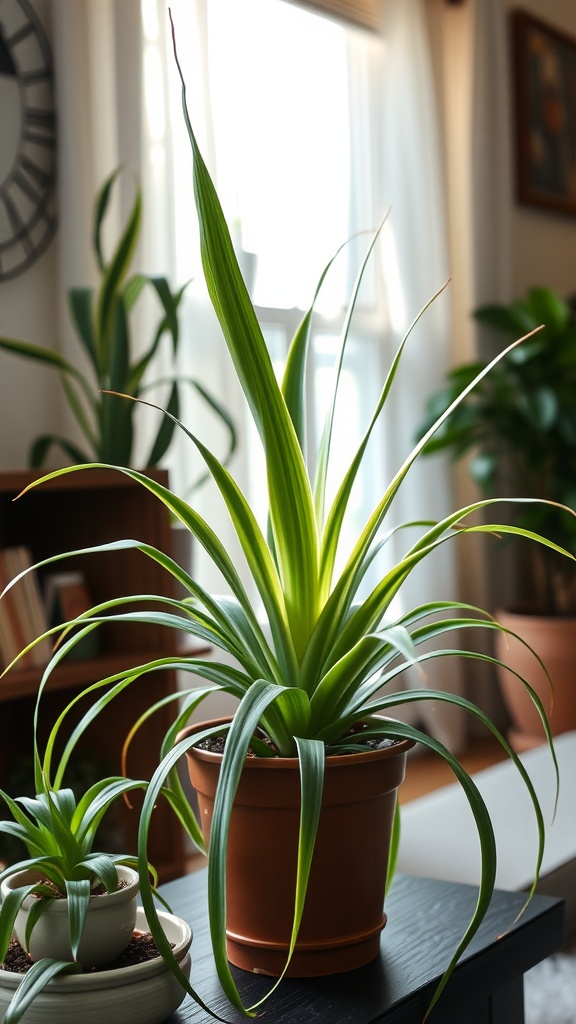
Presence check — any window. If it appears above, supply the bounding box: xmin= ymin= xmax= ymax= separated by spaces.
xmin=154 ymin=0 xmax=392 ymax=588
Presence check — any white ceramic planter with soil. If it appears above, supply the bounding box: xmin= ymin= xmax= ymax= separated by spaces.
xmin=1 ymin=865 xmax=140 ymax=966
xmin=0 ymin=907 xmax=192 ymax=1024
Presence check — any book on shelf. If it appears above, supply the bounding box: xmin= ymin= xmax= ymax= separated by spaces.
xmin=44 ymin=571 xmax=98 ymax=660
xmin=0 ymin=546 xmax=52 ymax=670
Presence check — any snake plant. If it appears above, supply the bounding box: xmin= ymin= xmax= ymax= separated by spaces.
xmin=0 ymin=168 xmax=236 ymax=478
xmin=3 ymin=22 xmax=575 ymax=1023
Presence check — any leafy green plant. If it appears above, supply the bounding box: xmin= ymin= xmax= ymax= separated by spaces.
xmin=0 ymin=661 xmax=213 ymax=1024
xmin=0 ymin=786 xmax=138 ymax=947
xmin=0 ymin=168 xmax=236 ymax=477
xmin=0 ymin=769 xmax=145 ymax=1024
xmin=416 ymin=286 xmax=576 ymax=615
xmin=4 ymin=31 xmax=575 ymax=1023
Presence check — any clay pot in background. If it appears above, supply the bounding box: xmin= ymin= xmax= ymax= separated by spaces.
xmin=495 ymin=610 xmax=576 ymax=752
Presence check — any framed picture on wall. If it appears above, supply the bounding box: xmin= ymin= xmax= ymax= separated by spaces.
xmin=512 ymin=10 xmax=576 ymax=216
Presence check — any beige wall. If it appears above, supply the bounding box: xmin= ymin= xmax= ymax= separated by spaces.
xmin=508 ymin=0 xmax=576 ymax=297
xmin=429 ymin=0 xmax=576 ymax=347
xmin=0 ymin=0 xmax=61 ymax=469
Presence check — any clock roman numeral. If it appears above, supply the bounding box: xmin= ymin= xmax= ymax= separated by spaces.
xmin=25 ymin=107 xmax=55 ymax=128
xmin=0 ymin=27 xmax=17 ymax=77
xmin=12 ymin=168 xmax=43 ymax=205
xmin=5 ymin=22 xmax=35 ymax=50
xmin=23 ymin=125 xmax=56 ymax=149
xmin=0 ymin=191 xmax=34 ymax=255
xmin=23 ymin=107 xmax=56 ymax=146
xmin=22 ymin=67 xmax=51 ymax=86
xmin=20 ymin=156 xmax=51 ymax=189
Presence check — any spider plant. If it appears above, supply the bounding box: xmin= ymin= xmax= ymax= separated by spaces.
xmin=0 ymin=784 xmax=141 ymax=955
xmin=0 ymin=167 xmax=236 ymax=478
xmin=4 ymin=26 xmax=575 ymax=1023
xmin=0 ymin=657 xmax=215 ymax=1024
xmin=0 ymin=762 xmax=145 ymax=1024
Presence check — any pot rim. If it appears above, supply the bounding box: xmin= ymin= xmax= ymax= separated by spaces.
xmin=497 ymin=606 xmax=576 ymax=624
xmin=1 ymin=864 xmax=139 ymax=912
xmin=177 ymin=716 xmax=415 ymax=768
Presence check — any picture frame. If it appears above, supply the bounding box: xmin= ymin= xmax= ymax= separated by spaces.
xmin=511 ymin=10 xmax=576 ymax=216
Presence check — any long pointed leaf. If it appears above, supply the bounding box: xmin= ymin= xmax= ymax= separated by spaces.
xmin=204 ymin=680 xmax=291 ymax=1011
xmin=318 ymin=279 xmax=449 ymax=595
xmin=96 ymin=187 xmax=141 ymax=371
xmin=360 ymin=719 xmax=497 ymax=1019
xmin=0 ymin=883 xmax=39 ymax=963
xmin=3 ymin=960 xmax=80 ymax=1024
xmin=313 ymin=219 xmax=388 ymax=529
xmin=247 ymin=735 xmax=325 ymax=1012
xmin=282 ymin=234 xmax=360 ymax=453
xmin=64 ymin=879 xmax=90 ymax=960
xmin=68 ymin=287 xmax=97 ymax=370
xmin=138 ymin=729 xmax=250 ymax=1021
xmin=107 ymin=395 xmax=297 ymax=680
xmin=172 ymin=25 xmax=319 ymax=657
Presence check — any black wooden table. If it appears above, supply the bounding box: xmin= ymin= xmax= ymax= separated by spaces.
xmin=160 ymin=869 xmax=564 ymax=1024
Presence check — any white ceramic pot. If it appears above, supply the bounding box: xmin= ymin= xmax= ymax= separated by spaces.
xmin=1 ymin=865 xmax=139 ymax=966
xmin=0 ymin=907 xmax=192 ymax=1024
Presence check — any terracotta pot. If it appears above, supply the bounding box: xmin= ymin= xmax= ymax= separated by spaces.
xmin=179 ymin=717 xmax=413 ymax=977
xmin=495 ymin=609 xmax=576 ymax=752
xmin=1 ymin=865 xmax=139 ymax=966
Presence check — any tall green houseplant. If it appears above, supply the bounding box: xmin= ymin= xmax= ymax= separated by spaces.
xmin=417 ymin=286 xmax=576 ymax=615
xmin=4 ymin=32 xmax=575 ymax=1022
xmin=0 ymin=169 xmax=236 ymax=475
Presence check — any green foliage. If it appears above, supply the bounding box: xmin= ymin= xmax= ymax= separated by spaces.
xmin=0 ymin=169 xmax=236 ymax=478
xmin=0 ymin=779 xmax=142 ymax=1023
xmin=417 ymin=286 xmax=576 ymax=614
xmin=0 ymin=624 xmax=223 ymax=1024
xmin=0 ymin=653 xmax=165 ymax=1022
xmin=2 ymin=35 xmax=575 ymax=1024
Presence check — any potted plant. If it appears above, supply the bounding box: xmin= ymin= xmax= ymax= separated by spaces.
xmin=3 ymin=37 xmax=574 ymax=1021
xmin=417 ymin=286 xmax=576 ymax=748
xmin=0 ymin=673 xmax=196 ymax=1024
xmin=0 ymin=167 xmax=236 ymax=477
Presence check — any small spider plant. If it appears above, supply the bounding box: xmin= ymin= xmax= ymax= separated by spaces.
xmin=0 ymin=660 xmax=217 ymax=1024
xmin=3 ymin=24 xmax=575 ymax=1023
xmin=0 ymin=758 xmax=145 ymax=1024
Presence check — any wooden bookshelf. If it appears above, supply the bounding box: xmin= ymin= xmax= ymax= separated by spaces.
xmin=0 ymin=468 xmax=187 ymax=881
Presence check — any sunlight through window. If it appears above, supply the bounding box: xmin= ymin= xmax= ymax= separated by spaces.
xmin=206 ymin=0 xmax=351 ymax=312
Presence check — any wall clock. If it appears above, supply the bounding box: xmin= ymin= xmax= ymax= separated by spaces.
xmin=0 ymin=0 xmax=56 ymax=282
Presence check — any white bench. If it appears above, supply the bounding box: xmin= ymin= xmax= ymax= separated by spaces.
xmin=396 ymin=730 xmax=576 ymax=936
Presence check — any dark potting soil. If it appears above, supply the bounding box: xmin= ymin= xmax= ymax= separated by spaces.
xmin=34 ymin=877 xmax=132 ymax=899
xmin=1 ymin=931 xmax=166 ymax=976
xmin=196 ymin=720 xmax=401 ymax=756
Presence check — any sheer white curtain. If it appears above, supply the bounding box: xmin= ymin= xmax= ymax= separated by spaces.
xmin=51 ymin=1 xmax=145 ymax=300
xmin=50 ymin=0 xmax=168 ymax=462
xmin=371 ymin=0 xmax=465 ymax=750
